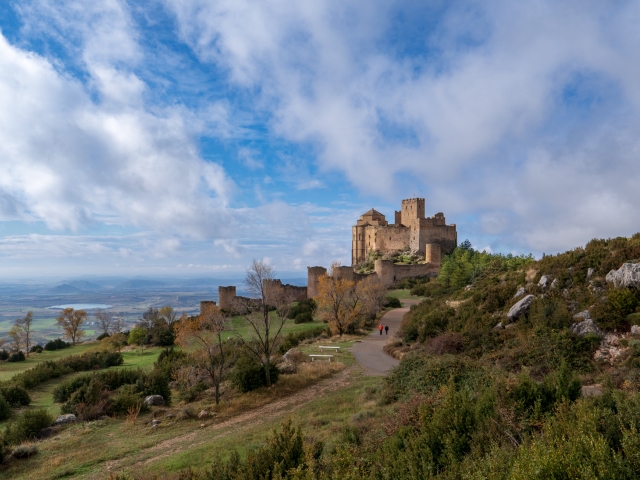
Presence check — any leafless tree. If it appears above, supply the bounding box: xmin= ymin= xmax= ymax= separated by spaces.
xmin=15 ymin=311 xmax=34 ymax=356
xmin=111 ymin=315 xmax=126 ymax=334
xmin=95 ymin=309 xmax=112 ymax=337
xmin=233 ymin=260 xmax=295 ymax=387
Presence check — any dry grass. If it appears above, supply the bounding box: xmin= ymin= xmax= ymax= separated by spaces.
xmin=126 ymin=404 xmax=142 ymax=425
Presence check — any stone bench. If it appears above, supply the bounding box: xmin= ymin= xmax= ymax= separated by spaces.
xmin=318 ymin=346 xmax=340 ymax=353
xmin=309 ymin=354 xmax=333 ymax=362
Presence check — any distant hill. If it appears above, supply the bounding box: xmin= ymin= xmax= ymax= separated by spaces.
xmin=49 ymin=283 xmax=82 ymax=294
xmin=65 ymin=280 xmax=103 ymax=291
xmin=116 ymin=279 xmax=167 ymax=289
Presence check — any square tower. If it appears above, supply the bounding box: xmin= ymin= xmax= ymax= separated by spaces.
xmin=401 ymin=198 xmax=425 ymax=226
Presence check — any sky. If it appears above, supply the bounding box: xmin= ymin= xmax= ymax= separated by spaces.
xmin=1 ymin=0 xmax=640 ymax=279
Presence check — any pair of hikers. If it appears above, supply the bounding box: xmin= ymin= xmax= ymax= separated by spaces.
xmin=378 ymin=324 xmax=389 ymax=335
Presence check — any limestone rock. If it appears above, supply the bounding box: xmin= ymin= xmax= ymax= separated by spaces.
xmin=631 ymin=325 xmax=640 ymax=335
xmin=505 ymin=323 xmax=516 ymax=329
xmin=538 ymin=275 xmax=550 ymax=288
xmin=587 ymin=268 xmax=595 ymax=279
xmin=507 ymin=295 xmax=535 ymax=322
xmin=570 ymin=319 xmax=602 ymax=337
xmin=464 ymin=285 xmax=474 ymax=291
xmin=494 ymin=322 xmax=504 ymax=330
xmin=550 ymin=278 xmax=559 ymax=289
xmin=144 ymin=395 xmax=165 ymax=407
xmin=52 ymin=414 xmax=76 ymax=426
xmin=606 ymin=263 xmax=640 ymax=289
xmin=513 ymin=287 xmax=526 ymax=299
xmin=198 ymin=410 xmax=208 ymax=419
xmin=594 ymin=333 xmax=627 ymax=364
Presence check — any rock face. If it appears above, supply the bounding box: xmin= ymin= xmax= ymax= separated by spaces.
xmin=606 ymin=263 xmax=640 ymax=289
xmin=538 ymin=275 xmax=550 ymax=288
xmin=507 ymin=295 xmax=535 ymax=322
xmin=52 ymin=414 xmax=76 ymax=426
xmin=143 ymin=395 xmax=165 ymax=407
xmin=513 ymin=287 xmax=526 ymax=299
xmin=570 ymin=311 xmax=602 ymax=337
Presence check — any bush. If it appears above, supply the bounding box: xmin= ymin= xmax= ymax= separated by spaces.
xmin=294 ymin=312 xmax=314 ymax=324
xmin=231 ymin=356 xmax=279 ymax=393
xmin=44 ymin=339 xmax=70 ymax=351
xmin=8 ymin=351 xmax=25 ymax=363
xmin=96 ymin=332 xmax=110 ymax=341
xmin=11 ymin=444 xmax=38 ymax=459
xmin=0 ymin=395 xmax=11 ymax=421
xmin=53 ymin=368 xmax=147 ymax=403
xmin=0 ymin=386 xmax=31 ymax=407
xmin=385 ymin=296 xmax=402 ymax=308
xmin=111 ymin=386 xmax=147 ymax=416
xmin=0 ymin=350 xmax=8 ymax=361
xmin=278 ymin=326 xmax=329 ymax=354
xmin=287 ymin=299 xmax=317 ymax=320
xmin=3 ymin=409 xmax=52 ymax=446
xmin=29 ymin=345 xmax=43 ymax=353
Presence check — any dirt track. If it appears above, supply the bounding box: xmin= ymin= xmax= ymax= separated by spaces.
xmin=350 ymin=300 xmax=418 ymax=375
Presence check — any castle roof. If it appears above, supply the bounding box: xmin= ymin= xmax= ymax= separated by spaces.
xmin=362 ymin=208 xmax=384 ymax=217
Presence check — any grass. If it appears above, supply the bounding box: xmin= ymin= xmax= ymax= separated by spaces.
xmin=387 ymin=289 xmax=423 ymax=299
xmin=0 ymin=343 xmax=96 ymax=381
xmin=0 ymin=337 xmax=377 ymax=479
xmin=222 ymin=313 xmax=326 ymax=341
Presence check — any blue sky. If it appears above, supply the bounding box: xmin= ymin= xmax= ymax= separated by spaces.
xmin=1 ymin=0 xmax=640 ymax=278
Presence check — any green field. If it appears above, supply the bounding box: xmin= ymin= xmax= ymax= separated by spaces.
xmin=386 ymin=288 xmax=423 ymax=299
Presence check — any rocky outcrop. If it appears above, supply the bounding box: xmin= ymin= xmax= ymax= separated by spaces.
xmin=606 ymin=263 xmax=640 ymax=289
xmin=507 ymin=295 xmax=535 ymax=322
xmin=52 ymin=414 xmax=76 ymax=426
xmin=594 ymin=333 xmax=627 ymax=364
xmin=570 ymin=311 xmax=602 ymax=337
xmin=513 ymin=287 xmax=526 ymax=299
xmin=538 ymin=275 xmax=550 ymax=288
xmin=143 ymin=395 xmax=165 ymax=407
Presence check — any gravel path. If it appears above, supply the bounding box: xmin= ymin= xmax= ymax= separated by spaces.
xmin=350 ymin=299 xmax=419 ymax=376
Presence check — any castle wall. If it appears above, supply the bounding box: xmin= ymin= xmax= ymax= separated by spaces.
xmin=366 ymin=225 xmax=410 ymax=253
xmin=374 ymin=259 xmax=439 ymax=287
xmin=411 ymin=222 xmax=457 ymax=255
xmin=307 ymin=266 xmax=327 ymax=298
xmin=218 ymin=286 xmax=237 ymax=310
xmin=425 ymin=243 xmax=441 ymax=264
xmin=352 ymin=225 xmax=367 ymax=265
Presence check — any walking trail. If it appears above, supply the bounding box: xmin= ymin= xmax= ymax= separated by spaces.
xmin=350 ymin=299 xmax=419 ymax=375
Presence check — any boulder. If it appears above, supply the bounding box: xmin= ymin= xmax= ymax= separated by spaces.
xmin=52 ymin=414 xmax=76 ymax=426
xmin=550 ymin=278 xmax=559 ymax=289
xmin=144 ymin=395 xmax=165 ymax=407
xmin=587 ymin=268 xmax=595 ymax=279
xmin=631 ymin=325 xmax=640 ymax=336
xmin=570 ymin=311 xmax=602 ymax=337
xmin=606 ymin=263 xmax=640 ymax=289
xmin=507 ymin=295 xmax=535 ymax=322
xmin=538 ymin=275 xmax=550 ymax=288
xmin=198 ymin=410 xmax=208 ymax=419
xmin=513 ymin=287 xmax=526 ymax=299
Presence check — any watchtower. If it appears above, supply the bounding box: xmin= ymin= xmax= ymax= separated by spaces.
xmin=218 ymin=286 xmax=236 ymax=310
xmin=401 ymin=198 xmax=425 ymax=226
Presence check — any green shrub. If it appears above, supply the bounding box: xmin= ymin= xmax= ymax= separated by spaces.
xmin=593 ymin=288 xmax=640 ymax=330
xmin=44 ymin=339 xmax=70 ymax=351
xmin=385 ymin=296 xmax=402 ymax=308
xmin=8 ymin=351 xmax=25 ymax=362
xmin=111 ymin=386 xmax=147 ymax=416
xmin=293 ymin=312 xmax=313 ymax=324
xmin=231 ymin=356 xmax=279 ymax=393
xmin=278 ymin=326 xmax=328 ymax=354
xmin=3 ymin=409 xmax=52 ymax=446
xmin=136 ymin=370 xmax=171 ymax=405
xmin=96 ymin=332 xmax=110 ymax=341
xmin=287 ymin=298 xmax=317 ymax=320
xmin=53 ymin=368 xmax=147 ymax=403
xmin=0 ymin=350 xmax=8 ymax=361
xmin=29 ymin=345 xmax=43 ymax=353
xmin=0 ymin=395 xmax=11 ymax=421
xmin=0 ymin=386 xmax=30 ymax=407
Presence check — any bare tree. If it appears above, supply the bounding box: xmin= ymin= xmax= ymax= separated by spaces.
xmin=159 ymin=306 xmax=179 ymax=330
xmin=14 ymin=311 xmax=34 ymax=356
xmin=234 ymin=260 xmax=295 ymax=387
xmin=95 ymin=309 xmax=112 ymax=337
xmin=56 ymin=308 xmax=87 ymax=345
xmin=111 ymin=315 xmax=126 ymax=334
xmin=175 ymin=307 xmax=234 ymax=404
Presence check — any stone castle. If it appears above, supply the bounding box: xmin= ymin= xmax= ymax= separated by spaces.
xmin=201 ymin=198 xmax=456 ymax=312
xmin=352 ymin=198 xmax=457 ymax=265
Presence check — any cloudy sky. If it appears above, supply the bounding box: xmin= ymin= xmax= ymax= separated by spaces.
xmin=0 ymin=0 xmax=639 ymax=278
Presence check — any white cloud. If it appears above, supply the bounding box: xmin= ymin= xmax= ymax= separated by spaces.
xmin=164 ymin=0 xmax=640 ymax=253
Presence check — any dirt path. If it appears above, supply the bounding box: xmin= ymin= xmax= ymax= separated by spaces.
xmin=97 ymin=367 xmax=354 ymax=477
xmin=350 ymin=299 xmax=418 ymax=376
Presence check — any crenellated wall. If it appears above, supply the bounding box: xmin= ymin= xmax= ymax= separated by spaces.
xmin=218 ymin=286 xmax=237 ymax=310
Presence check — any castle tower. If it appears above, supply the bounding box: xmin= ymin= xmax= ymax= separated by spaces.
xmin=333 ymin=266 xmax=355 ymax=282
xmin=374 ymin=259 xmax=395 ymax=287
xmin=199 ymin=300 xmax=217 ymax=315
xmin=218 ymin=286 xmax=236 ymax=310
xmin=307 ymin=266 xmax=327 ymax=298
xmin=425 ymin=243 xmax=441 ymax=264
xmin=401 ymin=198 xmax=425 ymax=226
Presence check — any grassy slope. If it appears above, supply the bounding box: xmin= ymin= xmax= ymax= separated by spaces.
xmin=0 ymin=343 xmax=96 ymax=382
xmin=222 ymin=313 xmax=326 ymax=341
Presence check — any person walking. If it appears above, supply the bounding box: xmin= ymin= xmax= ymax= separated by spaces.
xmin=378 ymin=324 xmax=383 ymax=335
xmin=385 ymin=325 xmax=389 ymax=335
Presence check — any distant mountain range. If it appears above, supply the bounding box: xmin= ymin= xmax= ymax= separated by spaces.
xmin=48 ymin=283 xmax=83 ymax=294
xmin=65 ymin=280 xmax=104 ymax=291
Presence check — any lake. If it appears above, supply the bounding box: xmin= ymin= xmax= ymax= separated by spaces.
xmin=47 ymin=303 xmax=112 ymax=310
